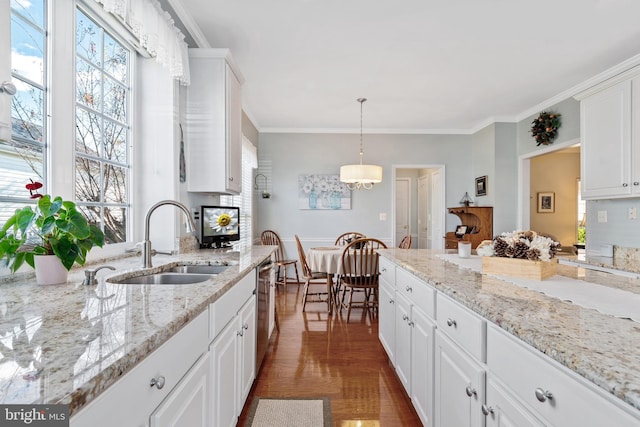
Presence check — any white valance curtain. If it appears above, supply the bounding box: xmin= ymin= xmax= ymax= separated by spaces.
xmin=94 ymin=0 xmax=190 ymax=85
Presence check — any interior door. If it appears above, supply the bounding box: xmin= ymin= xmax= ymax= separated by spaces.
xmin=395 ymin=178 xmax=411 ymax=246
xmin=430 ymin=170 xmax=444 ymax=250
xmin=418 ymin=174 xmax=430 ymax=249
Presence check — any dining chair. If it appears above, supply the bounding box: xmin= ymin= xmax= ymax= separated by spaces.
xmin=335 ymin=232 xmax=366 ymax=246
xmin=399 ymin=234 xmax=412 ymax=249
xmin=295 ymin=235 xmax=331 ymax=312
xmin=260 ymin=230 xmax=300 ymax=292
xmin=337 ymin=237 xmax=387 ymax=322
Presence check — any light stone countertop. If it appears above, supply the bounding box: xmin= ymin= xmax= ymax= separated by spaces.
xmin=377 ymin=248 xmax=640 ymax=414
xmin=0 ymin=245 xmax=275 ymax=415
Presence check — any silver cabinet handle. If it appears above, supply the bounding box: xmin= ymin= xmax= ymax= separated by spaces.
xmin=446 ymin=318 xmax=457 ymax=327
xmin=237 ymin=329 xmax=244 ymax=337
xmin=381 ymin=267 xmax=387 ymax=272
xmin=405 ymin=286 xmax=413 ymax=292
xmin=481 ymin=404 xmax=494 ymax=416
xmin=229 ymin=177 xmax=234 ymax=181
xmin=465 ymin=385 xmax=477 ymax=397
xmin=535 ymin=388 xmax=553 ymax=402
xmin=408 ymin=321 xmax=415 ymax=327
xmin=389 ymin=299 xmax=394 ymax=304
xmin=150 ymin=376 xmax=165 ymax=390
xmin=402 ymin=314 xmax=408 ymax=321
xmin=634 ymin=182 xmax=640 ymax=186
xmin=623 ymin=183 xmax=629 ymax=187
xmin=243 ymin=323 xmax=249 ymax=330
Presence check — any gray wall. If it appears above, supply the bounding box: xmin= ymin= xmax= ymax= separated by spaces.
xmin=257 ymin=132 xmax=471 ymax=254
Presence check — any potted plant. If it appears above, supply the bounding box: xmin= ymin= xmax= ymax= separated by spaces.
xmin=0 ymin=181 xmax=105 ymax=284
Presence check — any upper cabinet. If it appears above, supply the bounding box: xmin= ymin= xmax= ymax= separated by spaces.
xmin=577 ymin=71 xmax=640 ymax=199
xmin=186 ymin=49 xmax=244 ymax=194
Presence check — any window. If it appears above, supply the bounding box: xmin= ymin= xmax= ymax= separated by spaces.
xmin=0 ymin=0 xmax=47 ymax=224
xmin=75 ymin=8 xmax=131 ymax=244
xmin=221 ymin=137 xmax=258 ymax=247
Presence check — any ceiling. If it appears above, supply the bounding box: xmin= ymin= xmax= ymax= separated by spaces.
xmin=170 ymin=0 xmax=640 ymax=133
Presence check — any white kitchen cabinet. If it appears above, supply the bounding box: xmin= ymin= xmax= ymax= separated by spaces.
xmin=483 ymin=376 xmax=544 ymax=427
xmin=394 ymin=292 xmax=412 ymax=392
xmin=186 ymin=49 xmax=243 ymax=194
xmin=378 ymin=276 xmax=396 ymax=364
xmin=237 ymin=296 xmax=257 ymax=408
xmin=435 ymin=332 xmax=485 ymax=427
xmin=409 ymin=302 xmax=435 ymax=426
xmin=70 ymin=311 xmax=209 ymax=427
xmin=150 ymin=352 xmax=210 ymax=427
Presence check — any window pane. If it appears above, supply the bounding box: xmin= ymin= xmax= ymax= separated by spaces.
xmin=11 ymin=14 xmax=45 ymax=85
xmin=104 ymin=206 xmax=126 ymax=244
xmin=76 ymin=108 xmax=102 ymax=156
xmin=0 ymin=142 xmax=44 ymax=194
xmin=103 ymin=120 xmax=127 ymax=163
xmin=75 ymin=157 xmax=101 ymax=202
xmin=103 ymin=164 xmax=127 ymax=204
xmin=76 ymin=58 xmax=102 ymax=111
xmin=76 ymin=9 xmax=102 ymax=66
xmin=104 ymin=33 xmax=128 ymax=83
xmin=104 ymin=77 xmax=126 ymax=122
xmin=12 ymin=80 xmax=44 ymax=142
xmin=10 ymin=0 xmax=45 ymax=28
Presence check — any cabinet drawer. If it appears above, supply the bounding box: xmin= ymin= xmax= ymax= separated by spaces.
xmin=71 ymin=310 xmax=209 ymax=426
xmin=397 ymin=267 xmax=435 ymax=319
xmin=379 ymin=256 xmax=395 ymax=288
xmin=487 ymin=325 xmax=640 ymax=427
xmin=210 ymin=270 xmax=256 ymax=341
xmin=436 ymin=293 xmax=485 ymax=361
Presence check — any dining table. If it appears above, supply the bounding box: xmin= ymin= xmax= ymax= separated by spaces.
xmin=307 ymin=245 xmax=344 ymax=314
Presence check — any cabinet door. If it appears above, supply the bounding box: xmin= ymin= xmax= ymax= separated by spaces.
xmin=435 ymin=332 xmax=485 ymax=427
xmin=210 ymin=319 xmax=239 ymax=427
xmin=411 ymin=306 xmax=435 ymax=427
xmin=378 ymin=278 xmax=396 ymax=363
xmin=226 ymin=63 xmax=242 ymax=193
xmin=632 ymin=76 xmax=640 ymax=194
xmin=150 ymin=352 xmax=210 ymax=427
xmin=484 ymin=376 xmax=543 ymax=427
xmin=581 ymin=79 xmax=632 ymax=199
xmin=237 ymin=296 xmax=256 ymax=414
xmin=394 ymin=292 xmax=412 ymax=394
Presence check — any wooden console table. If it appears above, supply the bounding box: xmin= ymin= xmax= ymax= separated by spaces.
xmin=444 ymin=206 xmax=493 ymax=249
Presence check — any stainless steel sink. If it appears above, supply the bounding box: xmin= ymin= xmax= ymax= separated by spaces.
xmin=109 ymin=272 xmax=214 ymax=285
xmin=169 ymin=265 xmax=231 ymax=275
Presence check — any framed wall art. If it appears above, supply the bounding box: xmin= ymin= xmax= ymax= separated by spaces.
xmin=475 ymin=175 xmax=488 ymax=197
xmin=537 ymin=192 xmax=555 ymax=213
xmin=298 ymin=174 xmax=351 ymax=210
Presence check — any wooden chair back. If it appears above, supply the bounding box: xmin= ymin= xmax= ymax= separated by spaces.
xmin=399 ymin=234 xmax=412 ymax=249
xmin=340 ymin=238 xmax=387 ymax=287
xmin=295 ymin=235 xmax=313 ymax=278
xmin=335 ymin=232 xmax=366 ymax=246
xmin=260 ymin=230 xmax=286 ymax=262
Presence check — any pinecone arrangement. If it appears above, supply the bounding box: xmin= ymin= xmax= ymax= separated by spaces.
xmin=476 ymin=230 xmax=560 ymax=262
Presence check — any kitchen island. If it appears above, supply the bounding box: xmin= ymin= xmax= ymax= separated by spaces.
xmin=0 ymin=245 xmax=274 ymax=418
xmin=378 ymin=248 xmax=640 ymax=425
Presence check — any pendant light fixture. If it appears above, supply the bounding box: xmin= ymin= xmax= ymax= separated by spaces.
xmin=340 ymin=98 xmax=383 ymax=190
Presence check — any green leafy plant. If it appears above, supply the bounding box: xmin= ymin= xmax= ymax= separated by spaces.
xmin=0 ymin=182 xmax=105 ymax=272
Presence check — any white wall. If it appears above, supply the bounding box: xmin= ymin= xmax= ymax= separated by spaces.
xmin=257 ymin=132 xmax=471 ymax=254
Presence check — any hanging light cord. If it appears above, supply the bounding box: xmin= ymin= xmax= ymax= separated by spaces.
xmin=358 ymin=97 xmax=366 ymax=166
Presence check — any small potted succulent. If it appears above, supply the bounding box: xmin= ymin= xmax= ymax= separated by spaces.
xmin=0 ymin=180 xmax=105 ymax=284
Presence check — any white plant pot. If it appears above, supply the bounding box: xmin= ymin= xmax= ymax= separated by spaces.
xmin=34 ymin=255 xmax=69 ymax=285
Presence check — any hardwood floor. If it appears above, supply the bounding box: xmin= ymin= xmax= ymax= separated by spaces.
xmin=238 ymin=284 xmax=422 ymax=426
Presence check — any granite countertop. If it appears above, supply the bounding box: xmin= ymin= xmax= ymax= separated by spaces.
xmin=0 ymin=245 xmax=274 ymax=415
xmin=378 ymin=248 xmax=640 ymax=413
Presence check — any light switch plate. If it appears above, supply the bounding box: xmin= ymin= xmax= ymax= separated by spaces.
xmin=629 ymin=207 xmax=637 ymax=220
xmin=597 ymin=210 xmax=607 ymax=223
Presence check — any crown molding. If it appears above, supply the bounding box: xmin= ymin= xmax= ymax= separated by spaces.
xmin=259 ymin=127 xmax=476 ymax=135
xmin=167 ymin=0 xmax=211 ymax=48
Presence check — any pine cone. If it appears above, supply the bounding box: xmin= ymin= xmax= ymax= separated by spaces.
xmin=493 ymin=237 xmax=509 ymax=257
xmin=504 ymin=246 xmax=515 ymax=258
xmin=549 ymin=242 xmax=560 ymax=259
xmin=514 ymin=241 xmax=529 ymax=259
xmin=526 ymin=248 xmax=541 ymax=261
xmin=521 ymin=230 xmax=535 ymax=242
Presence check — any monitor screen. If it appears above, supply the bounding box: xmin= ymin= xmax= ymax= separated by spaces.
xmin=201 ymin=206 xmax=240 ymax=247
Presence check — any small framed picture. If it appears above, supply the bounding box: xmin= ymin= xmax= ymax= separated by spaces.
xmin=537 ymin=192 xmax=555 ymax=213
xmin=475 ymin=175 xmax=488 ymax=197
xmin=455 ymin=225 xmax=468 ymax=238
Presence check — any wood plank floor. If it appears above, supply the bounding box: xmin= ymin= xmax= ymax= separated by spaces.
xmin=238 ymin=284 xmax=422 ymax=426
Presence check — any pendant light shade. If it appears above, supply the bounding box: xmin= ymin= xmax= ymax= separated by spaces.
xmin=340 ymin=98 xmax=383 ymax=190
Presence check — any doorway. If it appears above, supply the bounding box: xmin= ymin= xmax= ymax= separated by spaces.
xmin=393 ymin=165 xmax=445 ymax=249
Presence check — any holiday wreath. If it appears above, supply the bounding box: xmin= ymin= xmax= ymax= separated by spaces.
xmin=530 ymin=111 xmax=561 ymax=146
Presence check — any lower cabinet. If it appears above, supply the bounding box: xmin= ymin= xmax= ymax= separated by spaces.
xmin=484 ymin=375 xmax=544 ymax=427
xmin=378 ymin=275 xmax=396 ymax=364
xmin=434 ymin=332 xmax=485 ymax=427
xmin=210 ymin=292 xmax=256 ymax=427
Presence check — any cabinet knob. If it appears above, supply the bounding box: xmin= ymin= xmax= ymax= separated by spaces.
xmin=481 ymin=404 xmax=494 ymax=416
xmin=381 ymin=267 xmax=387 ymax=272
xmin=623 ymin=183 xmax=629 ymax=187
xmin=237 ymin=329 xmax=244 ymax=337
xmin=402 ymin=314 xmax=408 ymax=321
xmin=534 ymin=388 xmax=553 ymax=402
xmin=389 ymin=299 xmax=394 ymax=304
xmin=150 ymin=376 xmax=166 ymax=390
xmin=408 ymin=321 xmax=415 ymax=327
xmin=446 ymin=318 xmax=457 ymax=327
xmin=465 ymin=385 xmax=477 ymax=397
xmin=405 ymin=286 xmax=413 ymax=292
xmin=243 ymin=323 xmax=249 ymax=330
xmin=634 ymin=182 xmax=639 ymax=186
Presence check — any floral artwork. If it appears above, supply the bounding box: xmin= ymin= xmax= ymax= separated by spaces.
xmin=298 ymin=174 xmax=351 ymax=210
xmin=204 ymin=208 xmax=238 ymax=234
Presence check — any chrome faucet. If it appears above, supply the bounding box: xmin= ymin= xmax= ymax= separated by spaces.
xmin=83 ymin=265 xmax=116 ymax=285
xmin=142 ymin=200 xmax=198 ymax=268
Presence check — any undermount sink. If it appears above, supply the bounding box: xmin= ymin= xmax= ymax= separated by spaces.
xmin=169 ymin=265 xmax=231 ymax=275
xmin=108 ymin=272 xmax=214 ymax=285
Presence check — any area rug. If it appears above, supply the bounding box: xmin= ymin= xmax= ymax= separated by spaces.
xmin=244 ymin=397 xmax=332 ymax=427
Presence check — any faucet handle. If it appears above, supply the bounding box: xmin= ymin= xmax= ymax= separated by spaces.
xmin=125 ymin=241 xmax=143 ymax=254
xmin=83 ymin=265 xmax=116 ymax=285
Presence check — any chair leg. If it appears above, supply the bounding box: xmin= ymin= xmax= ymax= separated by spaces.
xmin=302 ymin=280 xmax=309 ymax=311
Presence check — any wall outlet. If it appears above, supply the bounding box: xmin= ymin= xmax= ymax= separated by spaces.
xmin=597 ymin=210 xmax=607 ymax=223
xmin=379 ymin=213 xmax=387 ymax=221
xmin=629 ymin=207 xmax=638 ymax=220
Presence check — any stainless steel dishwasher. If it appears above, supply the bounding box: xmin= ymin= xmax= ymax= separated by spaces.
xmin=256 ymin=257 xmax=273 ymax=371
